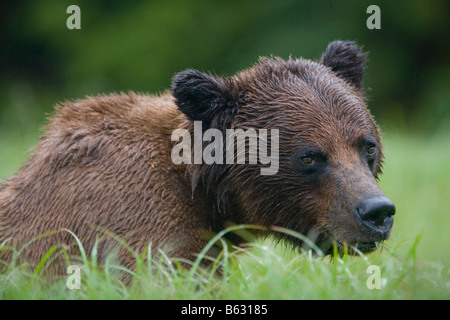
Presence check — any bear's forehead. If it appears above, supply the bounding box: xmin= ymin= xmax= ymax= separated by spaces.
xmin=236 ymin=58 xmax=365 ymax=111
xmin=236 ymin=57 xmax=343 ymax=87
xmin=234 ymin=58 xmax=374 ymax=133
xmin=230 ymin=57 xmax=380 ymax=154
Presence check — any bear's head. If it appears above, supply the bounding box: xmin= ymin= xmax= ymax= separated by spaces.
xmin=171 ymin=40 xmax=395 ymax=254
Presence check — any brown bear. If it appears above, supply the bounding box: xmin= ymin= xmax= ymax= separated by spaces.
xmin=0 ymin=41 xmax=395 ymax=273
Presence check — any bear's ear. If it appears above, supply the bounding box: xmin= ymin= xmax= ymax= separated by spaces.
xmin=319 ymin=40 xmax=367 ymax=89
xmin=171 ymin=69 xmax=236 ymax=126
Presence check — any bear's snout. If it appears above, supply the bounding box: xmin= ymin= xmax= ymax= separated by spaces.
xmin=354 ymin=196 xmax=396 ymax=240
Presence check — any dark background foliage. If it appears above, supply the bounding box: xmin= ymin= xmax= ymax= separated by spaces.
xmin=1 ymin=0 xmax=449 ymax=136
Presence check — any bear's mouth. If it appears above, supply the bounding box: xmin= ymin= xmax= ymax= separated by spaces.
xmin=319 ymin=237 xmax=381 ymax=255
xmin=352 ymin=241 xmax=379 ymax=253
xmin=318 ymin=226 xmax=384 ymax=255
xmin=336 ymin=240 xmax=382 ymax=255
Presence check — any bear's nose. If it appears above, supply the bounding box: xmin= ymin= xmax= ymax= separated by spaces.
xmin=355 ymin=196 xmax=396 ymax=236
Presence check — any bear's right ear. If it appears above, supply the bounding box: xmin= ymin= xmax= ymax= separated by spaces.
xmin=171 ymin=69 xmax=237 ymax=127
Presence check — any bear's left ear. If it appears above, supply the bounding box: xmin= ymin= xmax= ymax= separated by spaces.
xmin=319 ymin=40 xmax=367 ymax=89
xmin=171 ymin=69 xmax=238 ymax=127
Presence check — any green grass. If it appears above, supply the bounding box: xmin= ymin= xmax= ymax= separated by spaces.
xmin=1 ymin=227 xmax=448 ymax=300
xmin=1 ymin=127 xmax=450 ymax=299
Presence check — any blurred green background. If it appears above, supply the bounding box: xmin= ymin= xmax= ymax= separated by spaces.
xmin=1 ymin=1 xmax=449 ymax=265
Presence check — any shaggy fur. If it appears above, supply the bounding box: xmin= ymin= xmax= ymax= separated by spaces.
xmin=0 ymin=41 xmax=393 ymax=273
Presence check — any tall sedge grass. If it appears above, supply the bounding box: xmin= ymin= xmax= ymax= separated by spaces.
xmin=1 ymin=224 xmax=449 ymax=300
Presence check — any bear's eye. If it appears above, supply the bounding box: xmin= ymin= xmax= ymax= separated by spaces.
xmin=300 ymin=156 xmax=315 ymax=165
xmin=367 ymin=146 xmax=377 ymax=155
